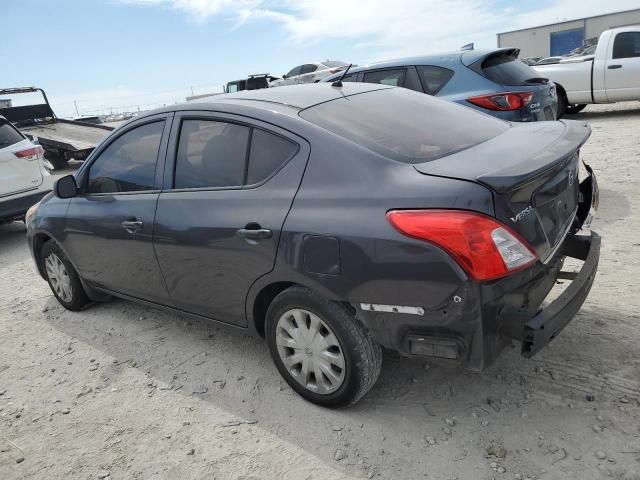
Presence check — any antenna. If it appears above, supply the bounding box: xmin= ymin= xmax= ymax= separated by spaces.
xmin=331 ymin=64 xmax=353 ymax=87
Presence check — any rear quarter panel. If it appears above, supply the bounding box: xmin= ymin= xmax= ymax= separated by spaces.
xmin=246 ymin=126 xmax=496 ymax=324
xmin=534 ymin=61 xmax=594 ymax=104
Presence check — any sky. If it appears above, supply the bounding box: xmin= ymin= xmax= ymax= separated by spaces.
xmin=2 ymin=0 xmax=638 ymax=117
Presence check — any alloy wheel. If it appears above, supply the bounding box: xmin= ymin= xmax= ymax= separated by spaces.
xmin=275 ymin=308 xmax=346 ymax=394
xmin=45 ymin=253 xmax=73 ymax=303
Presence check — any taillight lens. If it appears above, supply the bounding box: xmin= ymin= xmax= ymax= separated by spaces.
xmin=329 ymin=67 xmax=343 ymax=74
xmin=14 ymin=145 xmax=44 ymax=161
xmin=467 ymin=92 xmax=534 ymax=111
xmin=386 ymin=209 xmax=537 ymax=281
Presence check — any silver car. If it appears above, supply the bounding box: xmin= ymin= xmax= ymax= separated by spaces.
xmin=270 ymin=60 xmax=349 ymax=87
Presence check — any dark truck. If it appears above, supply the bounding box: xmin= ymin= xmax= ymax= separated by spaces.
xmin=224 ymin=74 xmax=280 ymax=93
xmin=0 ymin=87 xmax=114 ymax=169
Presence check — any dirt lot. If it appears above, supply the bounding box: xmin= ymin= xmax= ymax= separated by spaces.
xmin=1 ymin=102 xmax=639 ymax=480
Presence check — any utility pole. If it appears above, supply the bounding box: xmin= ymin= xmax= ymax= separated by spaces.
xmin=74 ymin=100 xmax=79 ymax=117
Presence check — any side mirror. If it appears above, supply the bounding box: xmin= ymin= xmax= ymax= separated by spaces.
xmin=54 ymin=175 xmax=78 ymax=199
xmin=282 ymin=74 xmax=287 ymax=79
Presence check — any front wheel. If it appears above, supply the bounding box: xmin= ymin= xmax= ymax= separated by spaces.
xmin=41 ymin=241 xmax=91 ymax=311
xmin=266 ymin=286 xmax=382 ymax=407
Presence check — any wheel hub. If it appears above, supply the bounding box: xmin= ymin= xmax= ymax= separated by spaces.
xmin=45 ymin=253 xmax=73 ymax=303
xmin=275 ymin=308 xmax=346 ymax=395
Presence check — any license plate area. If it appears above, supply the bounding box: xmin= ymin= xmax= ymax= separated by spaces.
xmin=533 ymin=156 xmax=580 ymax=248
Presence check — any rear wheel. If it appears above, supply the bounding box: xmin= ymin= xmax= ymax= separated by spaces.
xmin=41 ymin=241 xmax=91 ymax=311
xmin=556 ymin=90 xmax=568 ymax=118
xmin=266 ymin=286 xmax=382 ymax=407
xmin=44 ymin=151 xmax=68 ymax=170
xmin=564 ymin=103 xmax=587 ymax=115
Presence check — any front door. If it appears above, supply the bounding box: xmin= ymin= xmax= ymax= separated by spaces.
xmin=153 ymin=112 xmax=309 ymax=326
xmin=64 ymin=115 xmax=173 ymax=304
xmin=605 ymin=30 xmax=640 ymax=102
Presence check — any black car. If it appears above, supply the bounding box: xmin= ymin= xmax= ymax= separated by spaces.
xmin=26 ymin=83 xmax=600 ymax=407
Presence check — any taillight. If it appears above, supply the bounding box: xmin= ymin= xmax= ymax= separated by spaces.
xmin=14 ymin=145 xmax=44 ymax=161
xmin=386 ymin=209 xmax=537 ymax=281
xmin=329 ymin=67 xmax=342 ymax=74
xmin=467 ymin=92 xmax=534 ymax=111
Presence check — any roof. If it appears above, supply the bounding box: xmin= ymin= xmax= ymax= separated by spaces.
xmin=186 ymin=82 xmax=393 ymax=110
xmin=497 ymin=7 xmax=640 ymax=35
xmin=322 ymin=48 xmax=516 ymax=79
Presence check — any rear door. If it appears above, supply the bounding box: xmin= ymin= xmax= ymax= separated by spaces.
xmin=361 ymin=67 xmax=425 ymax=92
xmin=605 ymin=30 xmax=640 ymax=101
xmin=297 ymin=64 xmax=319 ymax=84
xmin=0 ymin=118 xmax=42 ymax=196
xmin=64 ymin=114 xmax=172 ymax=304
xmin=153 ymin=112 xmax=309 ymax=326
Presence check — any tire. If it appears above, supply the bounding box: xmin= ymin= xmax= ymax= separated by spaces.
xmin=564 ymin=103 xmax=587 ymax=115
xmin=41 ymin=241 xmax=91 ymax=311
xmin=44 ymin=154 xmax=68 ymax=170
xmin=265 ymin=286 xmax=382 ymax=407
xmin=556 ymin=90 xmax=568 ymax=118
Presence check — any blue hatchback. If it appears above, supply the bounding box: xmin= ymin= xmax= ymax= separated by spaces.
xmin=323 ymin=48 xmax=558 ymax=122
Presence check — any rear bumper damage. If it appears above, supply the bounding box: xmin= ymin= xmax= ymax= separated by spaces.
xmin=355 ymin=165 xmax=600 ymax=370
xmin=499 ymin=231 xmax=600 ymax=357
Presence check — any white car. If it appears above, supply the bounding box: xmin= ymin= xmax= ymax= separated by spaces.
xmin=270 ymin=61 xmax=349 ymax=87
xmin=0 ymin=115 xmax=54 ymax=223
xmin=535 ymin=26 xmax=640 ymax=115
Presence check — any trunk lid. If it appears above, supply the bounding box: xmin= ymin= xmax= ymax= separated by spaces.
xmin=413 ymin=120 xmax=591 ymax=261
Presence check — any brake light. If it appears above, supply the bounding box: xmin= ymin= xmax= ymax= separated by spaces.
xmin=467 ymin=92 xmax=534 ymax=111
xmin=329 ymin=67 xmax=342 ymax=74
xmin=14 ymin=145 xmax=44 ymax=161
xmin=386 ymin=210 xmax=537 ymax=281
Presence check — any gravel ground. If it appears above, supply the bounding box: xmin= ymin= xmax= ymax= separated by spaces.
xmin=1 ymin=102 xmax=639 ymax=480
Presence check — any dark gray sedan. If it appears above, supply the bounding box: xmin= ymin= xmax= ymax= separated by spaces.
xmin=26 ymin=83 xmax=600 ymax=407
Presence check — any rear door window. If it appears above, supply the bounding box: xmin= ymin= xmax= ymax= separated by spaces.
xmin=0 ymin=118 xmax=24 ymax=149
xmin=363 ymin=69 xmax=406 ymax=87
xmin=175 ymin=120 xmax=250 ymax=189
xmin=300 ymin=64 xmax=318 ymax=74
xmin=88 ymin=121 xmax=164 ymax=194
xmin=416 ymin=66 xmax=454 ymax=95
xmin=613 ymin=32 xmax=640 ymax=59
xmin=300 ymin=87 xmax=508 ymax=164
xmin=247 ymin=129 xmax=298 ymax=184
xmin=478 ymin=53 xmax=540 ymax=86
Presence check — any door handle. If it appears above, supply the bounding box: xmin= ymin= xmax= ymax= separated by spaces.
xmin=608 ymin=64 xmax=622 ymax=69
xmin=121 ymin=219 xmax=143 ymax=233
xmin=237 ymin=227 xmax=272 ymax=241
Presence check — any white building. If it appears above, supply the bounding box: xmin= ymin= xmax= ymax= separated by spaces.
xmin=497 ymin=8 xmax=640 ymax=58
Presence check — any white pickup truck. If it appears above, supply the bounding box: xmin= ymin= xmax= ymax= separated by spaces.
xmin=535 ymin=26 xmax=640 ymax=116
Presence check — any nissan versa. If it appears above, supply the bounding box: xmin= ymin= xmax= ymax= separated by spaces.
xmin=26 ymin=83 xmax=600 ymax=407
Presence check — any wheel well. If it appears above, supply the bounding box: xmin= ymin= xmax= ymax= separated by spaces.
xmin=555 ymin=83 xmax=568 ymax=101
xmin=252 ymin=282 xmax=296 ymax=337
xmin=32 ymin=233 xmax=52 ymax=279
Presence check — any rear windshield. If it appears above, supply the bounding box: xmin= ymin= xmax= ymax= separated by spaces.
xmin=322 ymin=61 xmax=347 ymax=68
xmin=479 ymin=53 xmax=540 ymax=86
xmin=300 ymin=87 xmax=508 ymax=164
xmin=0 ymin=118 xmax=24 ymax=148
